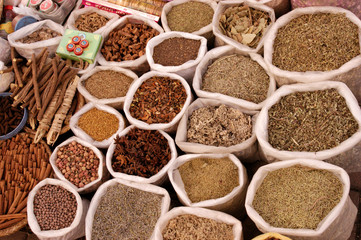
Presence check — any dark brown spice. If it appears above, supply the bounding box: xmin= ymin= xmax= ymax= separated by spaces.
xmin=129 ymin=76 xmax=187 ymax=124
xmin=112 ymin=127 xmax=171 ymax=178
xmin=152 ymin=37 xmax=201 ymax=66
xmin=0 ymin=96 xmax=24 ymax=136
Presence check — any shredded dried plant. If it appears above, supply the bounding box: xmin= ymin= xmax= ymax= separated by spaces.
xmin=202 ymin=54 xmax=270 ymax=103
xmin=252 ymin=165 xmax=343 ymax=229
xmin=272 ymin=13 xmax=360 ymax=72
xmin=268 ymin=89 xmax=359 ymax=152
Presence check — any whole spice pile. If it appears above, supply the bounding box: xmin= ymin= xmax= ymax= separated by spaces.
xmin=166 ymin=1 xmax=214 ymax=33
xmin=0 ymin=133 xmax=52 ymax=229
xmin=77 ymin=108 xmax=119 ymax=141
xmin=252 ymin=165 xmax=343 ymax=229
xmin=112 ymin=127 xmax=171 ymax=178
xmin=179 ymin=157 xmax=239 ymax=202
xmin=129 ymin=76 xmax=187 ymax=124
xmin=101 ymin=23 xmax=159 ymax=61
xmin=202 ymin=54 xmax=270 ymax=103
xmin=83 ymin=70 xmax=134 ymax=99
xmin=272 ymin=13 xmax=360 ymax=72
xmin=268 ymin=89 xmax=359 ymax=152
xmin=33 ymin=184 xmax=77 ymax=230
xmin=92 ymin=183 xmax=163 ymax=240
xmin=0 ymin=96 xmax=24 ymax=136
xmin=75 ymin=12 xmax=109 ymax=33
xmin=152 ymin=37 xmax=201 ymax=66
xmin=55 ymin=141 xmax=100 ymax=188
xmin=16 ymin=27 xmax=61 ymax=44
xmin=162 ymin=214 xmax=234 ymax=240
xmin=219 ymin=4 xmax=271 ymax=48
xmin=187 ymin=104 xmax=252 ymax=147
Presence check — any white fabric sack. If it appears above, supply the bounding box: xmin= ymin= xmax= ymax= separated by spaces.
xmin=255 ymin=81 xmax=361 ymax=172
xmin=0 ymin=38 xmax=11 ymax=65
xmin=248 ymin=0 xmax=291 ymax=16
xmin=77 ymin=65 xmax=138 ymax=110
xmin=263 ymin=7 xmax=361 ymax=103
xmin=97 ymin=15 xmax=164 ymax=73
xmin=175 ymin=98 xmax=258 ymax=162
xmin=8 ymin=20 xmax=64 ymax=60
xmin=245 ymin=159 xmax=357 ymax=240
xmin=0 ymin=62 xmax=14 ymax=93
xmin=86 ymin=178 xmax=171 ymax=240
xmin=146 ymin=32 xmax=208 ymax=83
xmin=161 ymin=0 xmax=217 ymax=39
xmin=27 ymin=178 xmax=90 ymax=240
xmin=168 ymin=153 xmax=248 ymax=217
xmin=123 ymin=71 xmax=192 ymax=133
xmin=213 ymin=0 xmax=276 ymax=54
xmin=153 ymin=206 xmax=243 ymax=240
xmin=49 ymin=136 xmax=109 ymax=194
xmin=70 ymin=102 xmax=125 ymax=149
xmin=106 ymin=125 xmax=178 ymax=185
xmin=65 ymin=7 xmax=119 ymax=35
xmin=193 ymin=45 xmax=276 ymax=111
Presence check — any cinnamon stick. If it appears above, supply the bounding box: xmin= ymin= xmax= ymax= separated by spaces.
xmin=11 ymin=47 xmax=23 ymax=88
xmin=31 ymin=54 xmax=41 ymax=111
xmin=0 ymin=213 xmax=26 ymax=220
xmin=0 ymin=218 xmax=23 ymax=230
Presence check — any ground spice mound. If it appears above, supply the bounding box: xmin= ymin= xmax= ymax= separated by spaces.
xmin=179 ymin=157 xmax=239 ymax=202
xmin=272 ymin=13 xmax=360 ymax=72
xmin=268 ymin=89 xmax=359 ymax=152
xmin=202 ymin=54 xmax=270 ymax=103
xmin=252 ymin=165 xmax=343 ymax=229
xmin=162 ymin=214 xmax=234 ymax=240
xmin=83 ymin=70 xmax=134 ymax=99
xmin=187 ymin=104 xmax=252 ymax=147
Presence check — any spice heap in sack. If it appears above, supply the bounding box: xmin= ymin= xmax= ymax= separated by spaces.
xmin=219 ymin=4 xmax=271 ymax=48
xmin=75 ymin=12 xmax=109 ymax=33
xmin=202 ymin=54 xmax=270 ymax=104
xmin=187 ymin=104 xmax=252 ymax=147
xmin=91 ymin=183 xmax=163 ymax=239
xmin=268 ymin=89 xmax=359 ymax=152
xmin=272 ymin=13 xmax=360 ymax=72
xmin=0 ymin=96 xmax=24 ymax=136
xmin=129 ymin=76 xmax=187 ymax=124
xmin=252 ymin=165 xmax=343 ymax=229
xmin=16 ymin=27 xmax=61 ymax=44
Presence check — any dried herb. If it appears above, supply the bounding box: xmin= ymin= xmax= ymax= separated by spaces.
xmin=112 ymin=127 xmax=171 ymax=178
xmin=202 ymin=54 xmax=270 ymax=103
xmin=187 ymin=104 xmax=252 ymax=147
xmin=272 ymin=13 xmax=360 ymax=72
xmin=179 ymin=157 xmax=239 ymax=202
xmin=166 ymin=1 xmax=214 ymax=33
xmin=252 ymin=165 xmax=343 ymax=229
xmin=92 ymin=183 xmax=163 ymax=240
xmin=83 ymin=70 xmax=134 ymax=99
xmin=129 ymin=76 xmax=187 ymax=124
xmin=268 ymin=89 xmax=359 ymax=152
xmin=219 ymin=4 xmax=271 ymax=48
xmin=162 ymin=214 xmax=234 ymax=240
xmin=152 ymin=37 xmax=201 ymax=66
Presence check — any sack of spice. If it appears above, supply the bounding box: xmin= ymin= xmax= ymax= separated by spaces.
xmin=161 ymin=0 xmax=217 ymax=45
xmin=8 ymin=19 xmax=64 ymax=59
xmin=85 ymin=178 xmax=170 ymax=240
xmin=27 ymin=178 xmax=90 ymax=240
xmin=70 ymin=102 xmax=125 ymax=149
xmin=153 ymin=206 xmax=243 ymax=240
xmin=193 ymin=45 xmax=276 ymax=111
xmin=65 ymin=8 xmax=119 ymax=35
xmin=97 ymin=15 xmax=164 ymax=74
xmin=123 ymin=71 xmax=192 ymax=133
xmin=106 ymin=125 xmax=178 ymax=185
xmin=77 ymin=66 xmax=138 ymax=110
xmin=146 ymin=31 xmax=208 ymax=83
xmin=212 ymin=0 xmax=275 ymax=54
xmin=255 ymin=81 xmax=361 ymax=173
xmin=0 ymin=62 xmax=14 ymax=93
xmin=168 ymin=153 xmax=248 ymax=218
xmin=247 ymin=0 xmax=291 ymax=16
xmin=263 ymin=7 xmax=361 ymax=103
xmin=0 ymin=38 xmax=11 ymax=65
xmin=245 ymin=159 xmax=357 ymax=240
xmin=175 ymin=98 xmax=258 ymax=162
xmin=49 ymin=136 xmax=109 ymax=194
